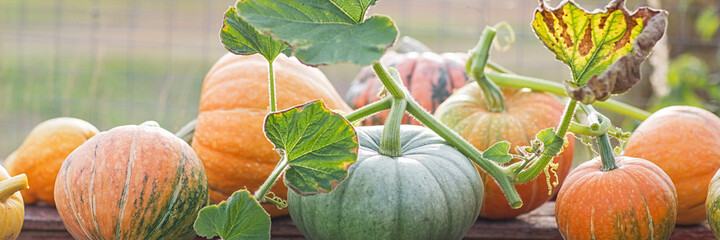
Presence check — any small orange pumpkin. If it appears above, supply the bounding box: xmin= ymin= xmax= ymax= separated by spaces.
xmin=434 ymin=85 xmax=574 ymax=219
xmin=54 ymin=121 xmax=208 ymax=240
xmin=624 ymin=106 xmax=720 ymax=225
xmin=192 ymin=53 xmax=352 ymax=216
xmin=555 ymin=156 xmax=677 ymax=239
xmin=4 ymin=117 xmax=98 ymax=205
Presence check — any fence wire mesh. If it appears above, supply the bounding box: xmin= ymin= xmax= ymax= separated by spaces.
xmin=1 ymin=0 xmax=718 ymax=158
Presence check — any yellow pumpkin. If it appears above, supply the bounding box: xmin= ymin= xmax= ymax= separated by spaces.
xmin=0 ymin=166 xmax=28 ymax=240
xmin=192 ymin=53 xmax=352 ymax=216
xmin=4 ymin=117 xmax=99 ymax=205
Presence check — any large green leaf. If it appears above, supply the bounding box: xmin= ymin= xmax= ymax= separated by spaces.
xmin=532 ymin=0 xmax=665 ymax=86
xmin=193 ymin=190 xmax=270 ymax=240
xmin=235 ymin=0 xmax=398 ymax=66
xmin=264 ymin=100 xmax=358 ymax=195
xmin=221 ymin=6 xmax=291 ymax=61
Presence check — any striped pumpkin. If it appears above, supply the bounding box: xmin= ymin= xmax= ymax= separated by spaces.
xmin=707 ymin=169 xmax=720 ymax=238
xmin=555 ymin=156 xmax=677 ymax=240
xmin=54 ymin=121 xmax=208 ymax=240
xmin=345 ymin=50 xmax=469 ymax=125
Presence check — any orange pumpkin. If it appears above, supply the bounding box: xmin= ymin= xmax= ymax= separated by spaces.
xmin=54 ymin=121 xmax=208 ymax=240
xmin=4 ymin=117 xmax=98 ymax=205
xmin=624 ymin=106 xmax=720 ymax=225
xmin=192 ymin=53 xmax=352 ymax=216
xmin=345 ymin=50 xmax=469 ymax=125
xmin=555 ymin=156 xmax=677 ymax=239
xmin=434 ymin=85 xmax=574 ymax=219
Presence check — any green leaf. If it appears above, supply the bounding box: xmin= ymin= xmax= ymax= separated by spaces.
xmin=221 ymin=6 xmax=291 ymax=61
xmin=536 ymin=128 xmax=564 ymax=156
xmin=235 ymin=0 xmax=398 ymax=66
xmin=532 ymin=0 xmax=664 ymax=85
xmin=193 ymin=190 xmax=270 ymax=240
xmin=482 ymin=141 xmax=513 ymax=164
xmin=264 ymin=100 xmax=358 ymax=195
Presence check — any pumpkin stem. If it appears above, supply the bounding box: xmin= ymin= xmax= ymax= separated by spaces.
xmin=380 ymin=97 xmax=407 ymax=157
xmin=344 ymin=97 xmax=393 ymax=124
xmin=516 ymin=100 xmax=577 ymax=183
xmin=174 ymin=119 xmax=197 ymax=144
xmin=268 ymin=59 xmax=277 ymax=112
xmin=254 ymin=153 xmax=289 ymax=201
xmin=597 ymin=133 xmax=619 ymax=171
xmin=0 ymin=174 xmax=28 ymax=202
xmin=379 ymin=69 xmax=408 ymax=157
xmin=468 ymin=26 xmax=506 ymax=113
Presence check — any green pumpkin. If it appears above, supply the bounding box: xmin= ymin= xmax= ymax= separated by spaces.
xmin=707 ymin=169 xmax=720 ymax=238
xmin=287 ymin=125 xmax=483 ymax=240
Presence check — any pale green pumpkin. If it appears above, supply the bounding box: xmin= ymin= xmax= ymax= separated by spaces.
xmin=287 ymin=125 xmax=483 ymax=240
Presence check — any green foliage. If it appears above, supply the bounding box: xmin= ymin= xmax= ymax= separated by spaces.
xmin=264 ymin=100 xmax=358 ymax=195
xmin=650 ymin=54 xmax=720 ymax=115
xmin=536 ymin=128 xmax=564 ymax=156
xmin=695 ymin=7 xmax=720 ymax=43
xmin=193 ymin=190 xmax=271 ymax=240
xmin=482 ymin=141 xmax=512 ymax=164
xmin=221 ymin=6 xmax=291 ymax=61
xmin=235 ymin=0 xmax=398 ymax=66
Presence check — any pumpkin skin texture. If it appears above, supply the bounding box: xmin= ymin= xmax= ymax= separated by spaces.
xmin=624 ymin=106 xmax=720 ymax=225
xmin=54 ymin=121 xmax=208 ymax=240
xmin=434 ymin=84 xmax=574 ymax=219
xmin=0 ymin=166 xmax=25 ymax=240
xmin=345 ymin=51 xmax=469 ymax=125
xmin=707 ymin=169 xmax=720 ymax=238
xmin=4 ymin=117 xmax=98 ymax=205
xmin=287 ymin=125 xmax=483 ymax=240
xmin=555 ymin=156 xmax=677 ymax=240
xmin=192 ymin=53 xmax=352 ymax=216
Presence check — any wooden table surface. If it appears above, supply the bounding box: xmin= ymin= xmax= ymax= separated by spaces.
xmin=20 ymin=202 xmax=715 ymax=240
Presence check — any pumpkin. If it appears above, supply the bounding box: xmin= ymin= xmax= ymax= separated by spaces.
xmin=287 ymin=125 xmax=483 ymax=240
xmin=345 ymin=50 xmax=469 ymax=125
xmin=707 ymin=169 xmax=720 ymax=238
xmin=4 ymin=117 xmax=99 ymax=205
xmin=192 ymin=53 xmax=352 ymax=216
xmin=624 ymin=106 xmax=720 ymax=225
xmin=434 ymin=84 xmax=574 ymax=219
xmin=555 ymin=156 xmax=677 ymax=239
xmin=54 ymin=121 xmax=208 ymax=240
xmin=0 ymin=166 xmax=28 ymax=240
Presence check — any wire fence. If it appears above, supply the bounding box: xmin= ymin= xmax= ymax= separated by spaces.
xmin=0 ymin=0 xmax=718 ymax=158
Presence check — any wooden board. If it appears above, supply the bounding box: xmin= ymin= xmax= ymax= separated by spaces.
xmin=20 ymin=202 xmax=714 ymax=239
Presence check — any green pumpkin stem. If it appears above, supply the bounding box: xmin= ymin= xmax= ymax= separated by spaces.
xmin=597 ymin=133 xmax=619 ymax=171
xmin=516 ymin=99 xmax=577 ymax=183
xmin=468 ymin=26 xmax=506 ymax=113
xmin=174 ymin=119 xmax=197 ymax=144
xmin=268 ymin=59 xmax=277 ymax=112
xmin=344 ymin=97 xmax=393 ymax=123
xmin=254 ymin=153 xmax=289 ymax=201
xmin=0 ymin=174 xmax=28 ymax=202
xmin=380 ymin=96 xmax=407 ymax=157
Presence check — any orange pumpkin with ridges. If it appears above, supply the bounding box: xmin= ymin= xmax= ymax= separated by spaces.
xmin=54 ymin=121 xmax=208 ymax=240
xmin=555 ymin=156 xmax=677 ymax=239
xmin=192 ymin=53 xmax=352 ymax=216
xmin=434 ymin=85 xmax=574 ymax=219
xmin=624 ymin=106 xmax=720 ymax=225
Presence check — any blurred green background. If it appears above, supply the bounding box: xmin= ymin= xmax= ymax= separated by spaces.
xmin=1 ymin=0 xmax=719 ymax=162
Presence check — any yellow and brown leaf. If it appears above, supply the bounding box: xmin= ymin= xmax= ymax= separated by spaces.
xmin=532 ymin=0 xmax=667 ymax=103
